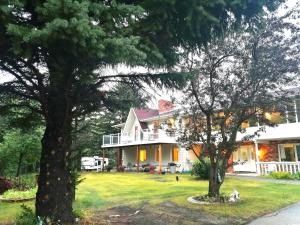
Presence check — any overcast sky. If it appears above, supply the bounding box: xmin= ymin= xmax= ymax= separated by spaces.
xmin=0 ymin=0 xmax=298 ymax=108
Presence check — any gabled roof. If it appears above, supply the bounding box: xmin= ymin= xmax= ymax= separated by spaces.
xmin=133 ymin=108 xmax=159 ymax=120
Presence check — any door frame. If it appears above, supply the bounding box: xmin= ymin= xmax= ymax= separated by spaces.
xmin=233 ymin=145 xmax=256 ymax=172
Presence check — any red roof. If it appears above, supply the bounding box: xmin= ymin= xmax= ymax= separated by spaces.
xmin=134 ymin=109 xmax=159 ymax=120
xmin=158 ymin=99 xmax=174 ymax=113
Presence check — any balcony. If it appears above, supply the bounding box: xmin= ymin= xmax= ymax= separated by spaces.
xmin=102 ymin=129 xmax=176 ymax=147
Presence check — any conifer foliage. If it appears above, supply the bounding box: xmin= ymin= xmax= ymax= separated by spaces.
xmin=0 ymin=0 xmax=282 ymax=223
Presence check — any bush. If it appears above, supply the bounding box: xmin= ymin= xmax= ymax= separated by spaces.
xmin=292 ymin=172 xmax=300 ymax=180
xmin=0 ymin=176 xmax=13 ymax=194
xmin=191 ymin=158 xmax=211 ymax=180
xmin=11 ymin=174 xmax=37 ymax=191
xmin=15 ymin=205 xmax=38 ymax=225
xmin=269 ymin=171 xmax=294 ymax=179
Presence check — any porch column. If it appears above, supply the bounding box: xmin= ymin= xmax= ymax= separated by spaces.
xmin=254 ymin=141 xmax=261 ymax=175
xmin=102 ymin=149 xmax=105 ymax=171
xmin=158 ymin=144 xmax=162 ymax=173
xmin=136 ymin=145 xmax=140 ymax=173
xmin=116 ymin=148 xmax=122 ymax=170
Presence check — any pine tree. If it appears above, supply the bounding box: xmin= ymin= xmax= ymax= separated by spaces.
xmin=0 ymin=0 xmax=282 ymax=223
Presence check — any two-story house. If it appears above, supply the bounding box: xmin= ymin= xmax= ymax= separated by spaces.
xmin=102 ymin=91 xmax=300 ymax=175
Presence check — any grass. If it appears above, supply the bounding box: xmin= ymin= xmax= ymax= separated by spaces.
xmin=1 ymin=172 xmax=300 ymax=224
xmin=1 ymin=187 xmax=37 ymax=200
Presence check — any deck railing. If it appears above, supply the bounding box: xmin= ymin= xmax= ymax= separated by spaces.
xmin=257 ymin=161 xmax=300 ymax=175
xmin=102 ymin=129 xmax=176 ymax=146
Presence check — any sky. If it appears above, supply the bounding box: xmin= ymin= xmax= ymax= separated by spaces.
xmin=0 ymin=0 xmax=298 ymax=108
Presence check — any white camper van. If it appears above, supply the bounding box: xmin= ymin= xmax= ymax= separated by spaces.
xmin=81 ymin=156 xmax=109 ymax=171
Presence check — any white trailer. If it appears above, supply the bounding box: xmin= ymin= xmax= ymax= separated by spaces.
xmin=81 ymin=156 xmax=109 ymax=171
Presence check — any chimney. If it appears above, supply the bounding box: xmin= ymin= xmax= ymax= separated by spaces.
xmin=158 ymin=99 xmax=174 ymax=113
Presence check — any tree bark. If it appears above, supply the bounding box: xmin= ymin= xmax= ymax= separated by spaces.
xmin=36 ymin=83 xmax=74 ymax=224
xmin=208 ymin=162 xmax=221 ymax=197
xmin=16 ymin=152 xmax=24 ymax=177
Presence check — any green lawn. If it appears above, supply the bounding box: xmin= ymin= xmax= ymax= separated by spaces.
xmin=1 ymin=172 xmax=300 ymax=224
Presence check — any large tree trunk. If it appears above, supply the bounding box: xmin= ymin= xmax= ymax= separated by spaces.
xmin=208 ymin=156 xmax=228 ymax=198
xmin=36 ymin=84 xmax=74 ymax=224
xmin=208 ymin=162 xmax=221 ymax=197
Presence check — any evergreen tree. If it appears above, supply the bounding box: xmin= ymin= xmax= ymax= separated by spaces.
xmin=0 ymin=0 xmax=282 ymax=223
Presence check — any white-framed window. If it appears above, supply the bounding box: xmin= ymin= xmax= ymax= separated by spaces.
xmin=278 ymin=144 xmax=300 ymax=162
xmin=285 ymin=98 xmax=300 ymax=123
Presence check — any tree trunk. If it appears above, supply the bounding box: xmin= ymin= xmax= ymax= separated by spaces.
xmin=36 ymin=85 xmax=74 ymax=224
xmin=16 ymin=152 xmax=23 ymax=177
xmin=208 ymin=162 xmax=221 ymax=197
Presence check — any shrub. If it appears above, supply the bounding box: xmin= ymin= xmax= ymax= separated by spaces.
xmin=2 ymin=187 xmax=37 ymax=200
xmin=15 ymin=205 xmax=39 ymax=225
xmin=269 ymin=171 xmax=293 ymax=180
xmin=292 ymin=172 xmax=300 ymax=180
xmin=191 ymin=158 xmax=211 ymax=180
xmin=0 ymin=176 xmax=13 ymax=194
xmin=11 ymin=174 xmax=37 ymax=191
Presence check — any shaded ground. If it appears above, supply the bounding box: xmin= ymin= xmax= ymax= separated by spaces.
xmin=80 ymin=201 xmax=239 ymax=225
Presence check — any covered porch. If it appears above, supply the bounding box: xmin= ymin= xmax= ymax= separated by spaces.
xmin=232 ymin=141 xmax=300 ymax=175
xmin=256 ymin=141 xmax=300 ymax=175
xmin=233 ymin=123 xmax=300 ymax=175
xmin=115 ymin=143 xmax=181 ymax=173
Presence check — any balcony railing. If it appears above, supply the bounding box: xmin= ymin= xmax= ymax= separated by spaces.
xmin=257 ymin=161 xmax=300 ymax=175
xmin=102 ymin=129 xmax=176 ymax=147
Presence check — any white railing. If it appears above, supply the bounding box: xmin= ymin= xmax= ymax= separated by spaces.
xmin=102 ymin=129 xmax=176 ymax=146
xmin=257 ymin=162 xmax=300 ymax=175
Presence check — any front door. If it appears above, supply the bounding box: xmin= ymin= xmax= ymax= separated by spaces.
xmin=233 ymin=146 xmax=256 ymax=172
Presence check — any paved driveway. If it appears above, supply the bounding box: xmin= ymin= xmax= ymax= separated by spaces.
xmin=247 ymin=202 xmax=300 ymax=225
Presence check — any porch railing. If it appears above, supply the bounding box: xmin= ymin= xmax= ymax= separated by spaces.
xmin=102 ymin=129 xmax=176 ymax=146
xmin=257 ymin=162 xmax=300 ymax=175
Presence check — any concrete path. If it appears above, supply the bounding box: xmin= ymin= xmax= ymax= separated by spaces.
xmin=226 ymin=174 xmax=300 ymax=185
xmin=247 ymin=202 xmax=300 ymax=225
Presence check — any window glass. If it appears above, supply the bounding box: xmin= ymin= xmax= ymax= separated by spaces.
xmin=140 ymin=149 xmax=147 ymax=161
xmin=240 ymin=149 xmax=249 ymax=161
xmin=296 ymin=145 xmax=300 ymax=161
xmin=265 ymin=112 xmax=285 ymax=124
xmin=296 ymin=99 xmax=300 ymax=122
xmin=249 ymin=117 xmax=259 ymax=127
xmin=241 ymin=121 xmax=249 ymax=128
xmin=280 ymin=144 xmax=296 ymax=161
xmin=172 ymin=147 xmax=179 ymax=162
xmin=232 ymin=151 xmax=238 ymax=161
xmin=286 ymin=104 xmax=296 ymax=123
